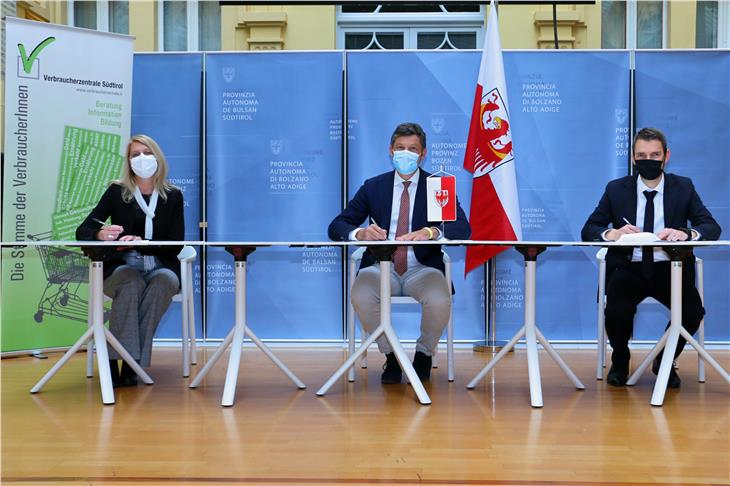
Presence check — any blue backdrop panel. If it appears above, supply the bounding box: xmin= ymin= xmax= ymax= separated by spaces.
xmin=132 ymin=53 xmax=203 ymax=340
xmin=206 ymin=52 xmax=343 ymax=339
xmin=347 ymin=51 xmax=486 ymax=342
xmin=494 ymin=51 xmax=630 ymax=341
xmin=635 ymin=51 xmax=730 ymax=342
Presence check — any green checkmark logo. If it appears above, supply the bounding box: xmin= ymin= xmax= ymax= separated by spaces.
xmin=17 ymin=36 xmax=56 ymax=74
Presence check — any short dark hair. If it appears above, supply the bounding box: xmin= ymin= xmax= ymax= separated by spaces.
xmin=633 ymin=127 xmax=668 ymax=155
xmin=390 ymin=122 xmax=426 ymax=149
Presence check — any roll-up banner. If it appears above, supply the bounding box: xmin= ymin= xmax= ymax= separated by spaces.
xmin=634 ymin=51 xmax=730 ymax=342
xmin=205 ymin=52 xmax=343 ymax=340
xmin=1 ymin=18 xmax=133 ymax=352
xmin=131 ymin=53 xmax=203 ymax=340
xmin=347 ymin=51 xmax=486 ymax=342
xmin=494 ymin=51 xmax=630 ymax=342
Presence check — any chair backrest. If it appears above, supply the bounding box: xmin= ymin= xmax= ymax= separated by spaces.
xmin=177 ymin=245 xmax=197 ymax=262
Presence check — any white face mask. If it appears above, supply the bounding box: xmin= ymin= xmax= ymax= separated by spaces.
xmin=130 ymin=154 xmax=158 ymax=179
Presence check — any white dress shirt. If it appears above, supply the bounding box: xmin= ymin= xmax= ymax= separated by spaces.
xmin=349 ymin=169 xmax=440 ymax=271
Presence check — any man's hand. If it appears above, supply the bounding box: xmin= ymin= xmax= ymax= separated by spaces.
xmin=657 ymin=228 xmax=689 ymax=242
xmin=605 ymin=224 xmax=640 ymax=241
xmin=396 ymin=228 xmax=431 ymax=242
xmin=96 ymin=224 xmax=124 ymax=241
xmin=356 ymin=223 xmax=387 ymax=241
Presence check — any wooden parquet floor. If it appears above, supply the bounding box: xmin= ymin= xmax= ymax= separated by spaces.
xmin=2 ymin=347 xmax=728 ymax=486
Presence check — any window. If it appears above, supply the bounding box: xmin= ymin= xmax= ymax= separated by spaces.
xmin=69 ymin=0 xmax=128 ymax=34
xmin=600 ymin=0 xmax=667 ymax=49
xmin=696 ymin=1 xmax=718 ymax=48
xmin=636 ymin=1 xmax=663 ymax=49
xmin=601 ymin=0 xmax=626 ymax=49
xmin=73 ymin=0 xmax=97 ymax=30
xmin=158 ymin=0 xmax=221 ymax=51
xmin=337 ymin=4 xmax=484 ymax=50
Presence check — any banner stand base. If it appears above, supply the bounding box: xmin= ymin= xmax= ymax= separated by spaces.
xmin=472 ymin=340 xmax=513 ymax=353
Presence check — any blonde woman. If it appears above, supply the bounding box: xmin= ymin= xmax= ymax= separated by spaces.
xmin=77 ymin=134 xmax=184 ymax=386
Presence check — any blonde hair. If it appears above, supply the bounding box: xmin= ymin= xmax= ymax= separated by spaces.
xmin=117 ymin=134 xmax=174 ymax=202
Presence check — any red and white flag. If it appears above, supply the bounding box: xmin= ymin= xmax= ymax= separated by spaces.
xmin=426 ymin=175 xmax=457 ymax=222
xmin=463 ymin=0 xmax=522 ymax=275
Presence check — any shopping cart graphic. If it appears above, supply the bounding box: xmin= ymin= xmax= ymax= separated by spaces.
xmin=27 ymin=232 xmax=109 ymax=324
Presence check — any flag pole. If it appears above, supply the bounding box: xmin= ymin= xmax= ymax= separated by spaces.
xmin=473 ymin=257 xmax=510 ymax=353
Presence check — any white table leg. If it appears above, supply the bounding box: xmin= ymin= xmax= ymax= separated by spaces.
xmin=317 ymin=327 xmax=384 ymax=396
xmin=104 ymin=328 xmax=153 ymax=384
xmin=244 ymin=329 xmax=306 ymax=389
xmin=523 ymin=259 xmax=543 ymax=408
xmin=535 ymin=328 xmax=584 ymax=389
xmin=680 ymin=327 xmax=730 ymax=383
xmin=318 ymin=259 xmax=431 ymax=405
xmin=30 ymin=327 xmax=94 ymax=393
xmin=89 ymin=261 xmax=115 ymax=405
xmin=626 ymin=332 xmax=668 ymax=386
xmin=188 ymin=328 xmax=234 ymax=388
xmin=467 ymin=247 xmax=582 ymax=407
xmin=222 ymin=261 xmax=247 ymax=407
xmin=651 ymin=260 xmax=684 ymax=406
xmin=466 ymin=326 xmax=524 ymax=389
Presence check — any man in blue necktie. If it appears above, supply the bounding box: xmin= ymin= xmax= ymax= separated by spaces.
xmin=329 ymin=122 xmax=471 ymax=384
xmin=582 ymin=127 xmax=721 ymax=388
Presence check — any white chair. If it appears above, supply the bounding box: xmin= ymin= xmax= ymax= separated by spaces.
xmin=86 ymin=245 xmax=198 ymax=378
xmin=595 ymin=247 xmax=705 ymax=381
xmin=347 ymin=247 xmax=455 ymax=382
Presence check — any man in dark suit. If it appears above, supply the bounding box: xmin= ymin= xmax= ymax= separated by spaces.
xmin=582 ymin=127 xmax=721 ymax=388
xmin=329 ymin=122 xmax=471 ymax=384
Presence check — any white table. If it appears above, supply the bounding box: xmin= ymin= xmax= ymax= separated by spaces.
xmin=0 ymin=240 xmax=202 ymax=405
xmin=463 ymin=240 xmax=730 ymax=408
xmin=187 ymin=243 xmax=307 ymax=407
xmin=4 ymin=239 xmax=728 ymax=407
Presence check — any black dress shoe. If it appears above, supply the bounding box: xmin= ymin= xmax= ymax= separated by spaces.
xmin=119 ymin=361 xmax=139 ymax=387
xmin=109 ymin=360 xmax=122 ymax=388
xmin=412 ymin=351 xmax=432 ymax=381
xmin=652 ymin=357 xmax=681 ymax=389
xmin=381 ymin=353 xmax=402 ymax=384
xmin=607 ymin=362 xmax=629 ymax=387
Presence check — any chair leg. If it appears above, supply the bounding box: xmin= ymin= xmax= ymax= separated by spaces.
xmin=447 ymin=311 xmax=454 ymax=382
xmin=696 ymin=259 xmax=705 ymax=383
xmin=188 ymin=264 xmax=198 ymax=365
xmin=596 ymin=260 xmax=607 ymax=380
xmin=180 ymin=268 xmax=190 ymax=378
xmin=86 ymin=285 xmax=94 ymax=378
xmin=361 ymin=331 xmax=369 ymax=369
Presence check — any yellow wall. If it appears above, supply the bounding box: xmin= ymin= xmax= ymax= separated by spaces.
xmin=221 ymin=5 xmax=335 ymax=51
xmin=6 ymin=1 xmax=712 ymax=52
xmin=129 ymin=0 xmax=156 ymax=52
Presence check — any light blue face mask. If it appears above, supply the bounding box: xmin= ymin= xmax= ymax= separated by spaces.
xmin=391 ymin=150 xmax=420 ymax=175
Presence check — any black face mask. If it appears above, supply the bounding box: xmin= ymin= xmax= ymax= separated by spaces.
xmin=634 ymin=159 xmax=663 ymax=180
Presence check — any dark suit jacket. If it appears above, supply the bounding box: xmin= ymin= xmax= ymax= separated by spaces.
xmin=76 ymin=183 xmax=185 ymax=280
xmin=581 ymin=173 xmax=721 ymax=275
xmin=328 ymin=169 xmax=471 ymax=274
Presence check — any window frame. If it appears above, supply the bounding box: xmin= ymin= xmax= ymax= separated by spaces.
xmin=626 ymin=0 xmax=668 ymax=49
xmin=336 ymin=5 xmax=485 ymax=50
xmin=719 ymin=0 xmax=730 ymax=48
xmin=156 ymin=0 xmax=199 ymax=52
